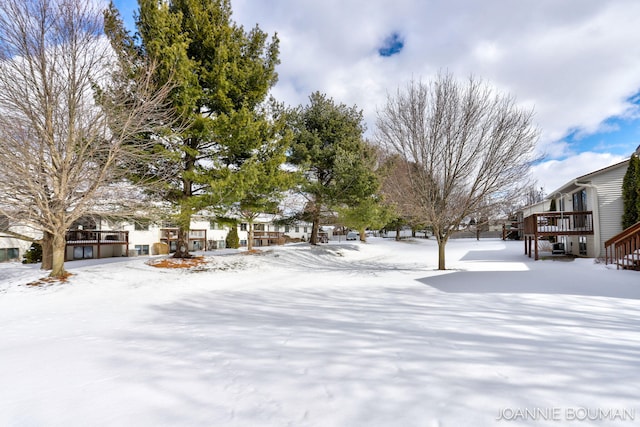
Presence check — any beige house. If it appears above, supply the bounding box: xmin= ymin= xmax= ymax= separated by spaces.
xmin=523 ymin=158 xmax=629 ymax=260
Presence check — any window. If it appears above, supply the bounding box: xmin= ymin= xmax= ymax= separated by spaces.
xmin=285 ymin=225 xmax=290 ymax=233
xmin=274 ymin=225 xmax=280 ymax=232
xmin=304 ymin=226 xmax=308 ymax=233
xmin=73 ymin=246 xmax=93 ymax=260
xmin=573 ymin=190 xmax=587 ymax=211
xmin=579 ymin=236 xmax=588 ymax=256
xmin=134 ymin=245 xmax=149 ymax=255
xmin=240 ymin=239 xmax=247 ymax=247
xmin=240 ymin=223 xmax=247 ymax=231
xmin=0 ymin=248 xmax=19 ymax=262
xmin=209 ymin=220 xmax=220 ymax=230
xmin=254 ymin=224 xmax=265 ymax=231
xmin=573 ymin=189 xmax=588 ymax=228
xmin=295 ymin=226 xmax=300 ymax=233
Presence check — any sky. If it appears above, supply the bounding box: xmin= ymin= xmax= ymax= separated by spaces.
xmin=112 ymin=0 xmax=640 ymax=194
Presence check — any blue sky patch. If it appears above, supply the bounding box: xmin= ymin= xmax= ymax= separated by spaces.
xmin=560 ymin=92 xmax=640 ymax=157
xmin=378 ymin=32 xmax=404 ymax=57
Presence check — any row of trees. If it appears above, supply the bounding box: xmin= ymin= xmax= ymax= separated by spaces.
xmin=0 ymin=0 xmax=538 ymax=277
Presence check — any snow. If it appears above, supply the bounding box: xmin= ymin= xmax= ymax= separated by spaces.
xmin=1 ymin=238 xmax=639 ymax=426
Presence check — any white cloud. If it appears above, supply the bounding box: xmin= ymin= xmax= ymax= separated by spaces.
xmin=530 ymin=152 xmax=627 ymax=194
xmin=232 ymin=0 xmax=640 ymax=158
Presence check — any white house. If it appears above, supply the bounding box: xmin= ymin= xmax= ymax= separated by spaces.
xmin=0 ymin=223 xmax=40 ymax=262
xmin=62 ymin=212 xmax=320 ymax=261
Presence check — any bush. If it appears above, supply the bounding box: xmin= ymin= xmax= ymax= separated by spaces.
xmin=225 ymin=226 xmax=240 ymax=249
xmin=22 ymin=242 xmax=42 ymax=264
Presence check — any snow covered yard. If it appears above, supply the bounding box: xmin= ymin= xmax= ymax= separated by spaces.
xmin=1 ymin=238 xmax=639 ymax=427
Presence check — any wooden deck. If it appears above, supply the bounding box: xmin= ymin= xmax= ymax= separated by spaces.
xmin=65 ymin=229 xmax=129 ymax=261
xmin=523 ymin=211 xmax=593 ymax=260
xmin=253 ymin=231 xmax=285 ymax=246
xmin=160 ymin=228 xmax=207 ymax=251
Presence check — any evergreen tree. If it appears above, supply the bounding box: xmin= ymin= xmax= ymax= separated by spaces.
xmin=288 ymin=92 xmax=377 ymax=244
xmin=338 ymin=197 xmax=392 ymax=242
xmin=228 ymin=105 xmax=295 ymax=251
xmin=622 ymin=154 xmax=640 ymax=229
xmin=333 ymin=143 xmax=388 ymax=241
xmin=22 ymin=243 xmax=43 ymax=264
xmin=383 ymin=217 xmax=407 ymax=241
xmin=127 ymin=0 xmax=280 ymax=257
xmin=225 ymin=226 xmax=240 ymax=249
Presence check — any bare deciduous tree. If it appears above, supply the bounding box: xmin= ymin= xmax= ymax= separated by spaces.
xmin=376 ymin=73 xmax=539 ymax=269
xmin=0 ymin=0 xmax=173 ymax=278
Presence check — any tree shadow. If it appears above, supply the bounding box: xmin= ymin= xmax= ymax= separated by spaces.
xmin=106 ymin=282 xmax=640 ymax=426
xmin=420 ymin=247 xmax=640 ymax=300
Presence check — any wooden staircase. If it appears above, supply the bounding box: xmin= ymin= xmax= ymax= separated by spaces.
xmin=605 ymin=221 xmax=640 ymax=270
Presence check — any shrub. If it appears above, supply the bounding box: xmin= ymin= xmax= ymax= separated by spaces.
xmin=22 ymin=242 xmax=42 ymax=264
xmin=226 ymin=226 xmax=240 ymax=249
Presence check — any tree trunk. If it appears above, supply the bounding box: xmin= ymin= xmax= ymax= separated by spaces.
xmin=173 ymin=226 xmax=191 ymax=258
xmin=359 ymin=227 xmax=366 ymax=242
xmin=310 ymin=219 xmax=319 ymax=245
xmin=41 ymin=231 xmax=53 ymax=270
xmin=437 ymin=238 xmax=446 ymax=270
xmin=174 ymin=168 xmax=194 ymax=259
xmin=310 ymin=198 xmax=321 ymax=245
xmin=247 ymin=222 xmax=254 ymax=251
xmin=395 ymin=223 xmax=401 ymax=241
xmin=50 ymin=232 xmax=67 ymax=278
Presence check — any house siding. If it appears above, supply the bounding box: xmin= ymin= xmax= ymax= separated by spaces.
xmin=591 ymin=164 xmax=627 ymax=257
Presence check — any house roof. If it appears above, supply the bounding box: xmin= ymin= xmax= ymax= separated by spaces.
xmin=545 ymin=157 xmax=630 ymax=198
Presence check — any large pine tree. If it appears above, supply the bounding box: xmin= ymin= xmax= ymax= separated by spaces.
xmin=120 ymin=0 xmax=281 ymax=257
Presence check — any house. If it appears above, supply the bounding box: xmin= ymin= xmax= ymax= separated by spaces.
xmin=60 ymin=214 xmax=318 ymax=261
xmin=1 ymin=208 xmax=328 ymax=263
xmin=61 ymin=215 xmax=238 ymax=260
xmin=0 ymin=221 xmax=39 ymax=263
xmin=522 ymin=158 xmax=629 ymax=260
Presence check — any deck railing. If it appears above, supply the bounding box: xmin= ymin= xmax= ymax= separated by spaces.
xmin=604 ymin=221 xmax=640 ymax=270
xmin=159 ymin=228 xmax=208 ymax=251
xmin=523 ymin=211 xmax=593 ymax=260
xmin=523 ymin=211 xmax=593 ymax=236
xmin=65 ymin=229 xmax=129 ymax=243
xmin=159 ymin=228 xmax=207 ymax=240
xmin=253 ymin=231 xmax=283 ymax=239
xmin=253 ymin=231 xmax=285 ymax=246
